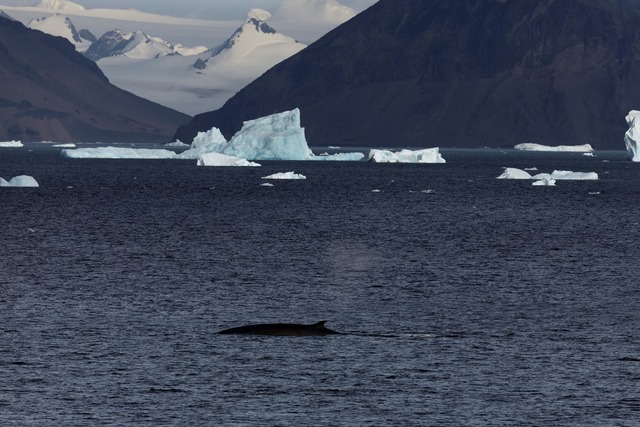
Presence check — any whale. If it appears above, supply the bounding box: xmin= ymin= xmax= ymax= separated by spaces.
xmin=217 ymin=320 xmax=341 ymax=336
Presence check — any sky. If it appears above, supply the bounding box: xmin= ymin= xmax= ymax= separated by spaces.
xmin=67 ymin=0 xmax=379 ymax=20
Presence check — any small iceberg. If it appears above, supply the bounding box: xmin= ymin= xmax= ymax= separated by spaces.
xmin=624 ymin=110 xmax=640 ymax=161
xmin=197 ymin=152 xmax=260 ymax=167
xmin=497 ymin=168 xmax=533 ymax=179
xmin=532 ymin=177 xmax=556 ymax=186
xmin=367 ymin=148 xmax=446 ymax=163
xmin=0 ymin=175 xmax=39 ymax=187
xmin=514 ymin=143 xmax=594 ymax=152
xmin=53 ymin=143 xmax=76 ymax=148
xmin=0 ymin=140 xmax=23 ymax=148
xmin=262 ymin=172 xmax=306 ymax=180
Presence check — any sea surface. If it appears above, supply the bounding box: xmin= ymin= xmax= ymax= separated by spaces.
xmin=1 ymin=145 xmax=639 ymax=426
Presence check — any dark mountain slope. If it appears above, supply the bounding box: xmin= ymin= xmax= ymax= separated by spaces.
xmin=174 ymin=0 xmax=640 ymax=149
xmin=0 ymin=17 xmax=190 ymax=142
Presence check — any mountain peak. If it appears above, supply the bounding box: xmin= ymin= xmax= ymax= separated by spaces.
xmin=248 ymin=8 xmax=272 ymax=22
xmin=196 ymin=9 xmax=304 ymax=70
xmin=28 ymin=13 xmax=82 ymax=44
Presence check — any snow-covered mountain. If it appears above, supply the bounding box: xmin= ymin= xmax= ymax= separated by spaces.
xmin=194 ymin=9 xmax=304 ymax=72
xmin=0 ymin=10 xmax=16 ymax=20
xmin=85 ymin=29 xmax=207 ymax=61
xmin=27 ymin=14 xmax=94 ymax=51
xmin=96 ymin=10 xmax=306 ymax=116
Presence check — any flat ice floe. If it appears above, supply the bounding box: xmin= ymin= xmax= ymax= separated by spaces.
xmin=261 ymin=172 xmax=306 ymax=180
xmin=367 ymin=148 xmax=446 ymax=163
xmin=514 ymin=143 xmax=594 ymax=152
xmin=197 ymin=152 xmax=260 ymax=167
xmin=61 ymin=147 xmax=177 ymax=159
xmin=1 ymin=175 xmax=39 ymax=187
xmin=0 ymin=140 xmax=23 ymax=148
xmin=497 ymin=168 xmax=599 ymax=183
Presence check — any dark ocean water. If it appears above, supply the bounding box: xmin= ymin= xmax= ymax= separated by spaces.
xmin=1 ymin=145 xmax=639 ymax=426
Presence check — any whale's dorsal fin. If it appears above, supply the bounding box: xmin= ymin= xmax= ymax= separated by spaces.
xmin=312 ymin=321 xmax=328 ymax=329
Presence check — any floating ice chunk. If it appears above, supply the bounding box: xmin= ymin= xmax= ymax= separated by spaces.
xmin=624 ymin=110 xmax=640 ymax=161
xmin=311 ymin=152 xmax=365 ymax=161
xmin=0 ymin=140 xmax=23 ymax=148
xmin=531 ymin=170 xmax=599 ymax=180
xmin=61 ymin=147 xmax=177 ymax=159
xmin=262 ymin=171 xmax=306 ymax=180
xmin=532 ymin=177 xmax=556 ymax=186
xmin=260 ymin=183 xmax=275 ymax=187
xmin=53 ymin=143 xmax=76 ymax=148
xmin=368 ymin=148 xmax=446 ymax=163
xmin=0 ymin=175 xmax=39 ymax=187
xmin=496 ymin=168 xmax=532 ymax=179
xmin=165 ymin=140 xmax=190 ymax=148
xmin=514 ymin=143 xmax=594 ymax=152
xmin=177 ymin=127 xmax=228 ymax=159
xmin=197 ymin=152 xmax=261 ymax=167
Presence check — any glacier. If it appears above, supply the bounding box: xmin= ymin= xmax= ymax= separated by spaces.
xmin=367 ymin=148 xmax=446 ymax=163
xmin=624 ymin=110 xmax=640 ymax=161
xmin=1 ymin=175 xmax=39 ymax=187
xmin=514 ymin=143 xmax=594 ymax=152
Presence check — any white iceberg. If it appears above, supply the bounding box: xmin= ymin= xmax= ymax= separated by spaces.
xmin=165 ymin=141 xmax=190 ymax=148
xmin=0 ymin=175 xmax=39 ymax=187
xmin=498 ymin=168 xmax=598 ymax=181
xmin=262 ymin=171 xmax=306 ymax=180
xmin=61 ymin=147 xmax=177 ymax=159
xmin=532 ymin=170 xmax=599 ymax=180
xmin=367 ymin=148 xmax=446 ymax=163
xmin=624 ymin=110 xmax=640 ymax=161
xmin=497 ymin=168 xmax=532 ymax=179
xmin=532 ymin=177 xmax=556 ymax=186
xmin=197 ymin=152 xmax=261 ymax=167
xmin=53 ymin=143 xmax=76 ymax=148
xmin=180 ymin=109 xmax=364 ymax=161
xmin=0 ymin=140 xmax=23 ymax=148
xmin=514 ymin=143 xmax=594 ymax=152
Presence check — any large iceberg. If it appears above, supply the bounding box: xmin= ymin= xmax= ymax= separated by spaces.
xmin=179 ymin=109 xmax=364 ymax=161
xmin=624 ymin=110 xmax=640 ymax=161
xmin=514 ymin=143 xmax=594 ymax=152
xmin=367 ymin=148 xmax=446 ymax=163
xmin=1 ymin=175 xmax=39 ymax=187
